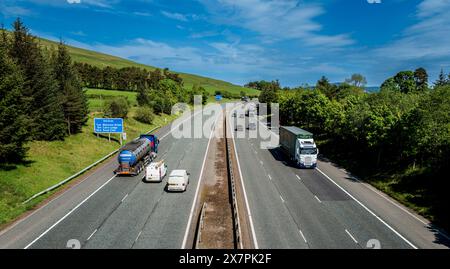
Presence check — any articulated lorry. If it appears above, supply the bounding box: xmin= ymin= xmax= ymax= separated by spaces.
xmin=115 ymin=134 xmax=159 ymax=176
xmin=279 ymin=126 xmax=318 ymax=168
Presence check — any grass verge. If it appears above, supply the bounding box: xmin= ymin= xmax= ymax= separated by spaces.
xmin=0 ymin=107 xmax=178 ymax=227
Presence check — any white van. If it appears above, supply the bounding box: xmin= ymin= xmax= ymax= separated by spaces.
xmin=167 ymin=170 xmax=190 ymax=192
xmin=144 ymin=160 xmax=167 ymax=182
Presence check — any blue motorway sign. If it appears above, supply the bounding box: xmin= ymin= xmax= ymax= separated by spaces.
xmin=215 ymin=95 xmax=222 ymax=101
xmin=94 ymin=118 xmax=123 ymax=133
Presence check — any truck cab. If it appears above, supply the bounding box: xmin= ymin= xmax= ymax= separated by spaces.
xmin=295 ymin=138 xmax=318 ymax=168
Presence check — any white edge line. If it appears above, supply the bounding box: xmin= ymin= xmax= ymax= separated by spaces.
xmin=351 ymin=174 xmax=428 ymax=225
xmin=316 ymin=167 xmax=418 ymax=249
xmin=87 ymin=229 xmax=97 ymax=241
xmin=135 ymin=230 xmax=142 ymax=242
xmin=296 ymin=175 xmax=301 ymax=180
xmin=299 ymin=230 xmax=307 ymax=243
xmin=268 ymin=174 xmax=272 ymax=180
xmin=314 ymin=195 xmax=322 ymax=203
xmin=345 ymin=229 xmax=358 ymax=244
xmin=3 ymin=110 xmax=199 ymax=239
xmin=21 ymin=109 xmax=203 ymax=249
xmin=24 ymin=174 xmax=117 ymax=249
xmin=121 ymin=194 xmax=128 ymax=203
xmin=255 ymin=117 xmax=418 ymax=249
xmin=228 ymin=109 xmax=259 ymax=249
xmin=181 ymin=108 xmax=218 ymax=249
xmin=280 ymin=195 xmax=285 ymax=203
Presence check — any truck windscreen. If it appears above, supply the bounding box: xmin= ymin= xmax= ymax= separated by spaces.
xmin=300 ymin=148 xmax=317 ymax=155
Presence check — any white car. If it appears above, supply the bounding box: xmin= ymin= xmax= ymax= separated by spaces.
xmin=144 ymin=160 xmax=167 ymax=182
xmin=167 ymin=169 xmax=190 ymax=192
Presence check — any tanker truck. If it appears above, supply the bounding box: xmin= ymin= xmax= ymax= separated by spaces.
xmin=114 ymin=134 xmax=159 ymax=176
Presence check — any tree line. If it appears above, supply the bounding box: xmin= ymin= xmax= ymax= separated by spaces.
xmin=1 ymin=19 xmax=88 ymax=164
xmin=255 ymin=70 xmax=450 ymax=229
xmin=73 ymin=63 xmax=183 ymax=92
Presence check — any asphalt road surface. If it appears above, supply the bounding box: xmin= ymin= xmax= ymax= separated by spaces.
xmin=0 ymin=104 xmax=221 ymax=249
xmin=1 ymin=102 xmax=449 ymax=249
xmin=228 ymin=103 xmax=450 ymax=249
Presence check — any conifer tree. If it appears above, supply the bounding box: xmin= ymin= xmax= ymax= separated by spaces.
xmin=53 ymin=41 xmax=89 ymax=135
xmin=9 ymin=18 xmax=66 ymax=141
xmin=0 ymin=45 xmax=30 ymax=163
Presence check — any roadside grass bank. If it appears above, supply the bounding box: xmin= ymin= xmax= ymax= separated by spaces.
xmin=0 ymin=107 xmax=178 ymax=228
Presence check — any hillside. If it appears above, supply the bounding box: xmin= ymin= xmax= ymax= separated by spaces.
xmin=37 ymin=37 xmax=260 ymax=96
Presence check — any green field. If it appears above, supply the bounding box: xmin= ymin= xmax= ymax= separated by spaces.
xmin=38 ymin=38 xmax=260 ymax=96
xmin=0 ymin=106 xmax=178 ymax=227
xmin=86 ymin=88 xmax=138 ymax=111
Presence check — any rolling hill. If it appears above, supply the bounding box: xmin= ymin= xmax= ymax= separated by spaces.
xmin=37 ymin=37 xmax=260 ymax=96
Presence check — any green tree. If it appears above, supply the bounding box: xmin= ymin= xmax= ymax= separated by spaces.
xmin=134 ymin=106 xmax=155 ymax=124
xmin=316 ymin=76 xmax=338 ymax=99
xmin=434 ymin=69 xmax=448 ymax=87
xmin=52 ymin=41 xmax=88 ymax=135
xmin=345 ymin=73 xmax=367 ymax=87
xmin=380 ymin=77 xmax=399 ymax=92
xmin=394 ymin=71 xmax=416 ymax=93
xmin=103 ymin=97 xmax=129 ymax=118
xmin=258 ymin=80 xmax=280 ymax=104
xmin=0 ymin=45 xmax=30 ymax=163
xmin=414 ymin=67 xmax=428 ymax=91
xmin=10 ymin=18 xmax=66 ymax=141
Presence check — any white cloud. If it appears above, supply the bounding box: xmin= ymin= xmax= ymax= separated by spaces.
xmin=161 ymin=11 xmax=188 ymax=22
xmin=374 ymin=0 xmax=450 ymax=61
xmin=67 ymin=0 xmax=81 ymax=4
xmin=199 ymin=0 xmax=354 ymax=47
xmin=0 ymin=5 xmax=32 ymax=17
xmin=417 ymin=0 xmax=450 ymax=17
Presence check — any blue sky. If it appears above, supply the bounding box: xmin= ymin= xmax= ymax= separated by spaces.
xmin=1 ymin=0 xmax=449 ymax=87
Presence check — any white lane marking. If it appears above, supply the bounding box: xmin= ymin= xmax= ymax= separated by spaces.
xmin=159 ymin=108 xmax=205 ymax=140
xmin=260 ymin=160 xmax=263 ymax=166
xmin=257 ymin=117 xmax=421 ymax=249
xmin=87 ymin=229 xmax=97 ymax=241
xmin=349 ymin=173 xmax=429 ymax=226
xmin=314 ymin=195 xmax=322 ymax=203
xmin=13 ymin=109 xmax=202 ymax=246
xmin=345 ymin=229 xmax=358 ymax=244
xmin=24 ymin=174 xmax=117 ymax=249
xmin=316 ymin=168 xmax=418 ymax=249
xmin=299 ymin=230 xmax=307 ymax=243
xmin=280 ymin=195 xmax=285 ymax=203
xmin=135 ymin=231 xmax=142 ymax=243
xmin=268 ymin=174 xmax=272 ymax=181
xmin=296 ymin=175 xmax=301 ymax=181
xmin=228 ymin=111 xmax=259 ymax=249
xmin=181 ymin=110 xmax=219 ymax=249
xmin=121 ymin=194 xmax=128 ymax=203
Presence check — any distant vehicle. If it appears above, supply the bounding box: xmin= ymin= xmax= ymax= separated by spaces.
xmin=167 ymin=170 xmax=190 ymax=192
xmin=239 ymin=114 xmax=245 ymax=118
xmin=241 ymin=96 xmax=249 ymax=102
xmin=279 ymin=126 xmax=318 ymax=168
xmin=115 ymin=134 xmax=159 ymax=176
xmin=232 ymin=111 xmax=237 ymax=117
xmin=145 ymin=160 xmax=167 ymax=182
xmin=236 ymin=125 xmax=244 ymax=131
xmin=248 ymin=122 xmax=256 ymax=130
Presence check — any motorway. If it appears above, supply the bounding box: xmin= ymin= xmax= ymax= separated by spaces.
xmin=1 ymin=101 xmax=449 ymax=249
xmin=0 ymin=104 xmax=221 ymax=249
xmin=228 ymin=104 xmax=450 ymax=249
